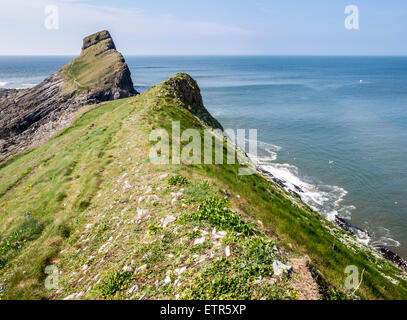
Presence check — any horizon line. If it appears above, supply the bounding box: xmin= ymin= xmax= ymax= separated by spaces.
xmin=1 ymin=54 xmax=407 ymax=57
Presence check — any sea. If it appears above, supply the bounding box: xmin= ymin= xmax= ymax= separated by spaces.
xmin=1 ymin=55 xmax=406 ymax=258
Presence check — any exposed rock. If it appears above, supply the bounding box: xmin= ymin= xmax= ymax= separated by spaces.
xmin=122 ymin=265 xmax=134 ymax=272
xmin=193 ymin=236 xmax=206 ymax=245
xmin=225 ymin=246 xmax=231 ymax=257
xmin=82 ymin=30 xmax=115 ymax=51
xmin=127 ymin=284 xmax=139 ymax=295
xmin=272 ymin=260 xmax=293 ymax=277
xmin=135 ymin=264 xmax=148 ymax=273
xmin=63 ymin=292 xmax=84 ymax=300
xmin=175 ymin=266 xmax=187 ymax=275
xmin=161 ymin=215 xmax=176 ymax=228
xmin=162 ymin=73 xmax=223 ymax=130
xmin=0 ymin=30 xmax=137 ymax=161
xmin=377 ymin=247 xmax=407 ymax=272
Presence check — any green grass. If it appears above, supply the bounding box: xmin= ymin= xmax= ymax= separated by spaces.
xmin=182 ymin=235 xmax=290 ymax=300
xmin=62 ymin=38 xmax=127 ymax=93
xmin=168 ymin=174 xmax=189 ymax=186
xmin=181 ymin=197 xmax=256 ymax=236
xmin=0 ymin=74 xmax=406 ymax=300
xmin=98 ymin=271 xmax=133 ymax=298
xmin=0 ymin=218 xmax=47 ymax=270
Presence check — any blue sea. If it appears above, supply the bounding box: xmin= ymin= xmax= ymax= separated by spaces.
xmin=1 ymin=55 xmax=407 ymax=257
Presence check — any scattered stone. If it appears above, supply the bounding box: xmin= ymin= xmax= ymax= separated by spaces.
xmin=127 ymin=285 xmax=139 ymax=295
xmin=63 ymin=292 xmax=84 ymax=300
xmin=273 ymin=260 xmax=293 ymax=277
xmin=123 ymin=180 xmax=132 ymax=189
xmin=98 ymin=236 xmax=113 ymax=253
xmin=159 ymin=173 xmax=169 ymax=179
xmin=147 ymin=194 xmax=161 ymax=203
xmin=194 ymin=236 xmax=206 ymax=245
xmin=175 ymin=266 xmax=187 ymax=276
xmin=225 ymin=246 xmax=231 ymax=257
xmin=212 ymin=228 xmax=227 ymax=239
xmin=135 ymin=264 xmax=148 ymax=273
xmin=122 ymin=265 xmax=133 ymax=272
xmin=138 ymin=196 xmax=145 ymax=204
xmin=162 ymin=215 xmax=177 ymax=228
xmin=254 ymin=277 xmax=264 ymax=285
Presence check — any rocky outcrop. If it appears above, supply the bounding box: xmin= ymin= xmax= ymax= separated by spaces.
xmin=0 ymin=30 xmax=137 ymax=161
xmin=82 ymin=30 xmax=116 ymax=51
xmin=163 ymin=73 xmax=223 ymax=130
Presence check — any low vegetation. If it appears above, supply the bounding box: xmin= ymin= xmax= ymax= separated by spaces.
xmin=0 ymin=74 xmax=406 ymax=300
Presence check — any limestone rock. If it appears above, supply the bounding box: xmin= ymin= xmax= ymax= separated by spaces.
xmin=0 ymin=30 xmax=137 ymax=161
xmin=162 ymin=73 xmax=223 ymax=130
xmin=273 ymin=260 xmax=293 ymax=277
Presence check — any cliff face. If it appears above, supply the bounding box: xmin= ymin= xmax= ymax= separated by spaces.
xmin=0 ymin=30 xmax=137 ymax=161
xmin=1 ymin=74 xmax=406 ymax=300
xmin=0 ymin=31 xmax=406 ymax=301
xmin=163 ymin=73 xmax=223 ymax=130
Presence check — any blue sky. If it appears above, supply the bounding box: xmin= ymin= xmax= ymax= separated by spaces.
xmin=0 ymin=0 xmax=406 ymax=55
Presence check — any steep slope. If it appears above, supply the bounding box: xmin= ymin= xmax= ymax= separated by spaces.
xmin=0 ymin=30 xmax=136 ymax=162
xmin=0 ymin=74 xmax=406 ymax=300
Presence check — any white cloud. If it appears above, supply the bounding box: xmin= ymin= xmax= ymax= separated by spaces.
xmin=58 ymin=0 xmax=250 ymax=36
xmin=0 ymin=0 xmax=253 ymax=54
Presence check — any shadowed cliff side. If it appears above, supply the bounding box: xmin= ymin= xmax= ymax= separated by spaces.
xmin=162 ymin=73 xmax=223 ymax=130
xmin=0 ymin=30 xmax=137 ymax=162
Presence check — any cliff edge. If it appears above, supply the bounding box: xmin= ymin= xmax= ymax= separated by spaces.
xmin=0 ymin=30 xmax=137 ymax=161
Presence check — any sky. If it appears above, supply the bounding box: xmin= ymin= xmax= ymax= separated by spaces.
xmin=0 ymin=0 xmax=406 ymax=55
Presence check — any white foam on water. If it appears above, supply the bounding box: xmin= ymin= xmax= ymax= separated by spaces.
xmin=0 ymin=81 xmax=8 ymax=87
xmin=369 ymin=227 xmax=401 ymax=248
xmin=246 ymin=140 xmax=349 ymax=221
xmin=245 ymin=140 xmax=379 ymax=246
xmin=260 ymin=161 xmax=349 ymax=222
xmin=249 ymin=141 xmax=402 ymax=249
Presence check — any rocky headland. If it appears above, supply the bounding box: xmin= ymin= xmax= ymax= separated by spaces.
xmin=0 ymin=30 xmax=137 ymax=161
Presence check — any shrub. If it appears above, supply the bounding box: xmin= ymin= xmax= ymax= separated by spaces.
xmin=186 ymin=197 xmax=255 ymax=236
xmin=325 ymin=288 xmax=351 ymax=300
xmin=99 ymin=271 xmax=133 ymax=298
xmin=184 ymin=258 xmax=251 ymax=300
xmin=168 ymin=175 xmax=189 ymax=186
xmin=148 ymin=224 xmax=163 ymax=235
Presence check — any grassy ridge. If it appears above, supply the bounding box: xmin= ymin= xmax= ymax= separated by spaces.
xmin=62 ymin=39 xmax=126 ymax=93
xmin=0 ymin=75 xmax=406 ymax=299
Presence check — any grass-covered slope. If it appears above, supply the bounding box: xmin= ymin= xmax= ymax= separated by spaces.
xmin=0 ymin=74 xmax=406 ymax=300
xmin=62 ymin=30 xmax=136 ymax=98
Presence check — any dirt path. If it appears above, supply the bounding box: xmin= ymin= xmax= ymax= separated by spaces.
xmin=290 ymin=256 xmax=321 ymax=300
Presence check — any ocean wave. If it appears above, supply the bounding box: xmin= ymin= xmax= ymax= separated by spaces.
xmin=248 ymin=140 xmax=406 ymax=250
xmin=369 ymin=227 xmax=401 ymax=248
xmin=247 ymin=140 xmax=361 ymax=225
xmin=0 ymin=81 xmax=8 ymax=87
xmin=249 ymin=141 xmax=345 ymax=218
